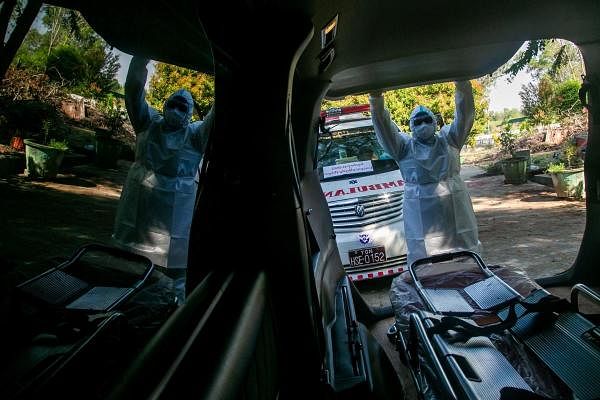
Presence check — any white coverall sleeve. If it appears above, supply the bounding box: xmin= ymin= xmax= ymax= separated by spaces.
xmin=190 ymin=105 xmax=215 ymax=152
xmin=125 ymin=57 xmax=157 ymax=133
xmin=369 ymin=94 xmax=409 ymax=160
xmin=444 ymin=80 xmax=475 ymax=149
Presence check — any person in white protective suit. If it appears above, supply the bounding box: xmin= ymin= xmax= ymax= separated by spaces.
xmin=369 ymin=81 xmax=480 ymax=268
xmin=112 ymin=56 xmax=213 ymax=302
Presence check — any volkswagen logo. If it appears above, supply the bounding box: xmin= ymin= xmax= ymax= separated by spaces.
xmin=354 ymin=204 xmax=366 ymax=217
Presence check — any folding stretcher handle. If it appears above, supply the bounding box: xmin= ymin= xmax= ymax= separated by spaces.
xmin=571 ymin=283 xmax=600 ymax=312
xmin=409 ymin=250 xmax=492 ymax=288
xmin=409 ymin=313 xmax=458 ymax=400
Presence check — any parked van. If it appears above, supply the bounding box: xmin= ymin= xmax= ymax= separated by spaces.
xmin=318 ymin=104 xmax=407 ymax=280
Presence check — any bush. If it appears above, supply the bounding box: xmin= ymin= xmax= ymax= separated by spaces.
xmin=531 ymin=153 xmax=555 ymax=171
xmin=97 ymin=95 xmax=127 ymax=135
xmin=48 ymin=139 xmax=69 ymax=151
xmin=554 ymin=79 xmax=581 ymax=115
xmin=499 ymin=124 xmax=517 ymax=155
xmin=46 ymin=46 xmax=88 ymax=84
xmin=0 ymin=100 xmax=65 ymax=140
xmin=547 ymin=162 xmax=565 ymax=173
xmin=0 ymin=67 xmax=67 ymax=140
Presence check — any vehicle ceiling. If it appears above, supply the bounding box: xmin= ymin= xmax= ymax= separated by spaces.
xmin=49 ymin=0 xmax=600 ymax=96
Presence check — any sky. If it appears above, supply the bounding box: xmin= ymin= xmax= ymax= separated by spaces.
xmin=116 ymin=50 xmax=133 ymax=84
xmin=487 ymin=70 xmax=530 ymax=112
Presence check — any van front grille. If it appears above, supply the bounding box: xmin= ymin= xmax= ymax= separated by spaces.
xmin=329 ymin=191 xmax=403 ymax=231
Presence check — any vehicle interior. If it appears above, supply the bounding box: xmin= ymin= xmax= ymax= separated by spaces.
xmin=4 ymin=0 xmax=600 ymax=399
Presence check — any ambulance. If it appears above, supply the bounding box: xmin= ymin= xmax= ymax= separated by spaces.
xmin=318 ymin=104 xmax=407 ymax=281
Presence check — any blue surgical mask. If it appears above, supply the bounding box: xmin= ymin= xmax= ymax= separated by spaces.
xmin=413 ymin=123 xmax=435 ymax=142
xmin=163 ymin=107 xmax=189 ymax=129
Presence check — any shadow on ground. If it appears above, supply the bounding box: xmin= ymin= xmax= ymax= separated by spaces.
xmin=1 ymin=164 xmax=124 ymax=282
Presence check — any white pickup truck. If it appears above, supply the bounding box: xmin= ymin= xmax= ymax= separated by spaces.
xmin=318 ymin=104 xmax=407 ymax=281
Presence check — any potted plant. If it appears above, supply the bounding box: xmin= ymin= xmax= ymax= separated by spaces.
xmin=23 ymin=119 xmax=69 ymax=179
xmin=499 ymin=124 xmax=528 ymax=184
xmin=547 ymin=139 xmax=585 ymax=199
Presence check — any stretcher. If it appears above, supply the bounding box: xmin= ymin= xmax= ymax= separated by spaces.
xmin=389 ymin=251 xmax=600 ymax=400
xmin=16 ymin=243 xmax=154 ymax=313
xmin=2 ymin=243 xmax=177 ymax=400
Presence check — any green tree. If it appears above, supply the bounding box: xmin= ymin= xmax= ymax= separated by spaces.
xmin=147 ymin=62 xmax=215 ymax=118
xmin=505 ymin=39 xmax=584 ymax=82
xmin=519 ymin=76 xmax=581 ymax=125
xmin=11 ymin=5 xmax=120 ymax=98
xmin=11 ymin=28 xmax=47 ymax=71
xmin=321 ymin=80 xmax=488 ymax=146
xmin=503 ymin=39 xmax=584 ymax=125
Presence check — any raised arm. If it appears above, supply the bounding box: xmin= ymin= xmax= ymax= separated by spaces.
xmin=444 ymin=80 xmax=475 ymax=149
xmin=190 ymin=104 xmax=215 ymax=153
xmin=125 ymin=57 xmax=155 ymax=133
xmin=369 ymin=93 xmax=409 ymax=160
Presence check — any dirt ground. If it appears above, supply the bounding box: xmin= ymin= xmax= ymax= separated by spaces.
xmin=0 ymin=161 xmax=129 ymax=281
xmin=0 ymin=156 xmax=589 ymax=400
xmin=357 ymin=164 xmax=587 ymax=307
xmin=1 ymin=160 xmax=587 ymax=296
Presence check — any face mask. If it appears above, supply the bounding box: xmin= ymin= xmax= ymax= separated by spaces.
xmin=413 ymin=123 xmax=435 ymax=142
xmin=163 ymin=107 xmax=189 ymax=130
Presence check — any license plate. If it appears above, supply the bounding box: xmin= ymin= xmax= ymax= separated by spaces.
xmin=348 ymin=246 xmax=386 ymax=267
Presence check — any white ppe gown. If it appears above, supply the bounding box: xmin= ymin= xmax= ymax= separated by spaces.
xmin=369 ymin=81 xmax=480 ymax=268
xmin=112 ymin=57 xmax=213 ymax=269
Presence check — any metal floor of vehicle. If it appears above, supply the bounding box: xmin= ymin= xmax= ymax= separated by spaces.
xmin=365 ymin=285 xmax=600 ymax=400
xmin=369 ymin=316 xmax=419 ymax=400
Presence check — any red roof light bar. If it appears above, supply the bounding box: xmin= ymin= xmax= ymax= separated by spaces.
xmin=320 ymin=104 xmax=370 ymax=118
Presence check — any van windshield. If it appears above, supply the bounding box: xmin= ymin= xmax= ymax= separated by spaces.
xmin=317 ymin=121 xmax=398 ymax=181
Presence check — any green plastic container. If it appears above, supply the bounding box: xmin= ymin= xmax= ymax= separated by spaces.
xmin=501 ymin=157 xmax=528 ymax=185
xmin=512 ymin=149 xmax=531 ymax=170
xmin=550 ymin=168 xmax=585 ymax=199
xmin=24 ymin=139 xmax=65 ymax=179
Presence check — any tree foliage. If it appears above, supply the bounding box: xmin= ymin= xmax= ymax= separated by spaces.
xmin=519 ymin=77 xmax=581 ymax=125
xmin=321 ymin=80 xmax=488 ymax=146
xmin=488 ymin=108 xmax=522 ymax=124
xmin=505 ymin=39 xmax=584 ymax=82
xmin=0 ymin=67 xmax=67 ymax=137
xmin=147 ymin=62 xmax=215 ymax=118
xmin=501 ymin=39 xmax=585 ymax=125
xmin=11 ymin=5 xmax=120 ymax=99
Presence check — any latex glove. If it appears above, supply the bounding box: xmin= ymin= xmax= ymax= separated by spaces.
xmin=454 ymin=80 xmax=472 ymax=90
xmin=131 ymin=56 xmax=151 ymax=67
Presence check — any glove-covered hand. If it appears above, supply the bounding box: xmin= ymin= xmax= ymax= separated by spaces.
xmin=131 ymin=56 xmax=151 ymax=66
xmin=454 ymin=80 xmax=472 ymax=89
